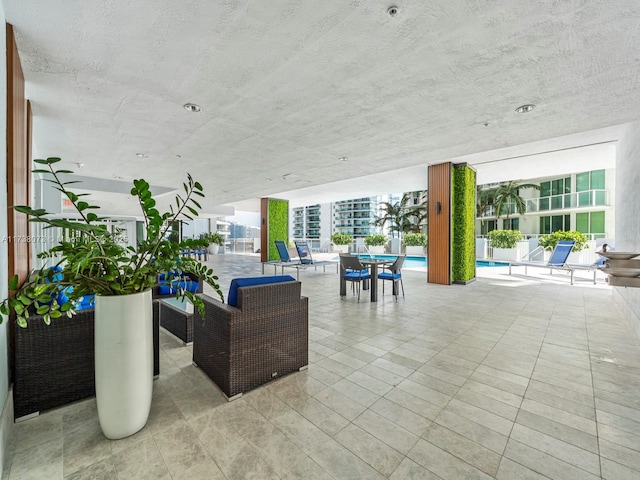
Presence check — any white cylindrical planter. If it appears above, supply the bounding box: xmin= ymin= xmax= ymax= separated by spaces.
xmin=368 ymin=246 xmax=385 ymax=254
xmin=208 ymin=244 xmax=219 ymax=254
xmin=95 ymin=289 xmax=153 ymax=439
xmin=333 ymin=244 xmax=349 ymax=253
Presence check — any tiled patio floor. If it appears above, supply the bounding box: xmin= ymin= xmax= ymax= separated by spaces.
xmin=4 ymin=254 xmax=640 ymax=479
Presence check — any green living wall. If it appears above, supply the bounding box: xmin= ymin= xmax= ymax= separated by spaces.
xmin=268 ymin=198 xmax=289 ymax=261
xmin=451 ymin=164 xmax=476 ymax=284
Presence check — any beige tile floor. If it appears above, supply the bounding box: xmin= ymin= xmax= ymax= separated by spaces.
xmin=4 ymin=254 xmax=640 ymax=479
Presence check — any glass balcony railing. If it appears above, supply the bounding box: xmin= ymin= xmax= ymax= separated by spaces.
xmin=477 ymin=189 xmax=608 ymax=218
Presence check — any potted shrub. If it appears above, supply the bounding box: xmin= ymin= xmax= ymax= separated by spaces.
xmin=403 ymin=233 xmax=427 ymax=255
xmin=201 ymin=232 xmax=224 ymax=254
xmin=364 ymin=234 xmax=387 ymax=254
xmin=0 ymin=157 xmax=223 ymax=439
xmin=331 ymin=233 xmax=353 ymax=253
xmin=488 ymin=229 xmax=524 ymax=261
xmin=538 ymin=230 xmax=591 ymax=263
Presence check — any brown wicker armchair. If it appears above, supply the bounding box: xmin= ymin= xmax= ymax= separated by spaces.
xmin=13 ymin=301 xmax=160 ymax=420
xmin=193 ymin=280 xmax=308 ymax=400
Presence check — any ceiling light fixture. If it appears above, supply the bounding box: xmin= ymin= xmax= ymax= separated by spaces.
xmin=387 ymin=6 xmax=399 ymax=17
xmin=339 ymin=156 xmax=348 ymax=162
xmin=515 ymin=104 xmax=535 ymax=113
xmin=183 ymin=103 xmax=202 ymax=113
xmin=136 ymin=153 xmax=148 ymax=158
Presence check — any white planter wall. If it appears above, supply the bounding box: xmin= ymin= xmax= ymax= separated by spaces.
xmin=405 ymin=246 xmax=425 ymax=256
xmin=492 ymin=241 xmax=529 ymax=261
xmin=95 ymin=290 xmax=153 ymax=439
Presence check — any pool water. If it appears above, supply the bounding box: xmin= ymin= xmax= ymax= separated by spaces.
xmin=333 ymin=254 xmax=508 ymax=269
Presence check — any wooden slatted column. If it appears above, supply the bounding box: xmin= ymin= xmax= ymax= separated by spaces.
xmin=427 ymin=162 xmax=452 ymax=284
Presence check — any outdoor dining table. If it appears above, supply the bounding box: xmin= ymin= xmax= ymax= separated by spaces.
xmin=340 ymin=257 xmax=393 ymax=302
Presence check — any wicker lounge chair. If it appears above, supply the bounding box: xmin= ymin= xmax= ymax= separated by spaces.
xmin=13 ymin=301 xmax=160 ymax=420
xmin=192 ymin=276 xmax=309 ymax=400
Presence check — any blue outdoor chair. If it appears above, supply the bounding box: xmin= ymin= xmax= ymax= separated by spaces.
xmin=378 ymin=255 xmax=405 ymax=301
xmin=508 ymin=240 xmax=579 ymax=283
xmin=340 ymin=254 xmax=371 ymax=302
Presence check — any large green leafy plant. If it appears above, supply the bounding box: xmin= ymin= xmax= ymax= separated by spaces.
xmin=331 ymin=233 xmax=353 ymax=245
xmin=364 ymin=234 xmax=387 ymax=247
xmin=0 ymin=157 xmax=223 ymax=327
xmin=538 ymin=230 xmax=588 ymax=252
xmin=487 ymin=229 xmax=523 ymax=249
xmin=403 ymin=232 xmax=427 ymax=247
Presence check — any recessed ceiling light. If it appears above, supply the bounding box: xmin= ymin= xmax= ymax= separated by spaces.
xmin=339 ymin=156 xmax=348 ymax=162
xmin=515 ymin=104 xmax=535 ymax=113
xmin=387 ymin=6 xmax=399 ymax=17
xmin=183 ymin=103 xmax=202 ymax=113
xmin=113 ymin=175 xmax=125 ymax=180
xmin=136 ymin=153 xmax=148 ymax=158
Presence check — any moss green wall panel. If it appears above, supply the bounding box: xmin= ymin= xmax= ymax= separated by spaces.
xmin=267 ymin=198 xmax=289 ymax=261
xmin=451 ymin=164 xmax=476 ymax=284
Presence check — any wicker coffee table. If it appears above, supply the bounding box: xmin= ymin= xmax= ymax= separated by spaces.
xmin=159 ymin=297 xmax=194 ymax=345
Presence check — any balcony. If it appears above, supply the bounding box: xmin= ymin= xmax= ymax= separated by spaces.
xmin=478 ymin=189 xmax=608 ymax=218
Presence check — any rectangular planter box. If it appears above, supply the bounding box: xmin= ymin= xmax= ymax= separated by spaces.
xmin=405 ymin=246 xmax=425 ymax=256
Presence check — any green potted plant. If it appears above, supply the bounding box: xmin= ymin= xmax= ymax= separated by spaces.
xmin=403 ymin=232 xmax=427 ymax=255
xmin=364 ymin=234 xmax=387 ymax=253
xmin=0 ymin=157 xmax=223 ymax=439
xmin=487 ymin=229 xmax=524 ymax=261
xmin=200 ymin=231 xmax=224 ymax=254
xmin=538 ymin=230 xmax=590 ymax=262
xmin=538 ymin=230 xmax=588 ymax=252
xmin=331 ymin=233 xmax=353 ymax=253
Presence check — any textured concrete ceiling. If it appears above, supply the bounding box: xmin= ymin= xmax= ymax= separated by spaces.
xmin=4 ymin=0 xmax=639 ymax=215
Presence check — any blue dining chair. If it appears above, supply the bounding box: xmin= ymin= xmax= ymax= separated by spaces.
xmin=340 ymin=254 xmax=371 ymax=302
xmin=378 ymin=255 xmax=405 ymax=301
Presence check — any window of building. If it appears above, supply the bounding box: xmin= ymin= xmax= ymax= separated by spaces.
xmin=576 ymin=169 xmax=606 ymax=207
xmin=503 ymin=218 xmax=519 ymax=230
xmin=540 ymin=214 xmax=570 ymax=234
xmin=576 ymin=211 xmax=605 ymax=238
xmin=539 ymin=177 xmax=570 ymax=210
xmin=481 ymin=220 xmax=497 ymax=235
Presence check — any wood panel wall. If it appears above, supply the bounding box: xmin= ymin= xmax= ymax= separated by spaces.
xmin=427 ymin=162 xmax=451 ymax=285
xmin=6 ymin=23 xmax=30 ymax=283
xmin=260 ymin=198 xmax=268 ymax=263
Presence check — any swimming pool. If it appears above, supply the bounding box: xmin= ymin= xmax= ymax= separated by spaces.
xmin=333 ymin=254 xmax=508 ymax=269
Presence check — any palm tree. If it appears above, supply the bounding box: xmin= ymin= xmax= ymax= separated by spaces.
xmin=402 ymin=190 xmax=428 ymax=234
xmin=494 ymin=181 xmax=540 ymax=222
xmin=373 ymin=191 xmax=428 ymax=237
xmin=373 ymin=199 xmax=404 ymax=238
xmin=476 ymin=186 xmax=496 ymax=234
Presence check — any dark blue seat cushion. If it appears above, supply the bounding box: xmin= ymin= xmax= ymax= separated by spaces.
xmin=157 ymin=280 xmax=200 ymax=296
xmin=378 ymin=272 xmax=401 ymax=280
xmin=344 ymin=271 xmax=371 ymax=280
xmin=76 ymin=294 xmax=95 ymax=311
xmin=228 ymin=275 xmax=296 ymax=307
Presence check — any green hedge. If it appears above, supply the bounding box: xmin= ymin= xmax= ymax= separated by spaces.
xmin=451 ymin=165 xmax=476 ymax=283
xmin=331 ymin=233 xmax=353 ymax=245
xmin=268 ymin=199 xmax=289 ymax=261
xmin=487 ymin=229 xmax=523 ymax=249
xmin=538 ymin=230 xmax=588 ymax=252
xmin=403 ymin=232 xmax=427 ymax=247
xmin=365 ymin=234 xmax=387 ymax=246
